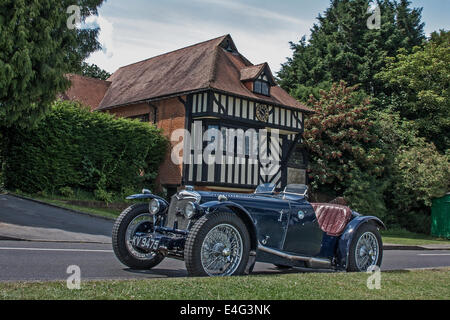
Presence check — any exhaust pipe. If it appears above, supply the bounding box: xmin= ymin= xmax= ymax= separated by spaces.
xmin=258 ymin=245 xmax=332 ymax=269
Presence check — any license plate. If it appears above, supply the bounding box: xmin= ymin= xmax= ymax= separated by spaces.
xmin=132 ymin=236 xmax=159 ymax=251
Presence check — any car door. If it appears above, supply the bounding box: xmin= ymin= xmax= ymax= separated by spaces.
xmin=243 ymin=197 xmax=290 ymax=250
xmin=282 ymin=201 xmax=323 ymax=256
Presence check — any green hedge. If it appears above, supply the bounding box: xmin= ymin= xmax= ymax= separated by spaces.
xmin=3 ymin=101 xmax=168 ymax=196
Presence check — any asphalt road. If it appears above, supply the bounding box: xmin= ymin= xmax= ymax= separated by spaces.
xmin=1 ymin=194 xmax=450 ymax=282
xmin=0 ymin=240 xmax=450 ymax=281
xmin=0 ymin=194 xmax=111 ymax=243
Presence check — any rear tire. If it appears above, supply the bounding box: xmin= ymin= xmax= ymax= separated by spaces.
xmin=112 ymin=203 xmax=164 ymax=270
xmin=185 ymin=211 xmax=250 ymax=277
xmin=347 ymin=223 xmax=383 ymax=272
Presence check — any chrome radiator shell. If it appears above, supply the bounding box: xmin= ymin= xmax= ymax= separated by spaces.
xmin=165 ymin=190 xmax=201 ymax=231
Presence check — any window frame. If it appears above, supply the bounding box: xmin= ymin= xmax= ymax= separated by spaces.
xmin=128 ymin=113 xmax=150 ymax=123
xmin=253 ymin=73 xmax=271 ymax=96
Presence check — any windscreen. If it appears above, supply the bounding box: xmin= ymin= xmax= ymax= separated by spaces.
xmin=283 ymin=184 xmax=308 ymax=196
xmin=255 ymin=183 xmax=276 ymax=194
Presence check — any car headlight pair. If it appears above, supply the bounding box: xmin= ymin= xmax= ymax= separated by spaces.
xmin=150 ymin=199 xmax=196 ymax=219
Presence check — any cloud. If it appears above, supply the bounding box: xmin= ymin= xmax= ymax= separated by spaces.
xmin=192 ymin=0 xmax=309 ymax=27
xmin=84 ymin=14 xmax=115 ymax=59
xmin=85 ymin=1 xmax=314 ymax=73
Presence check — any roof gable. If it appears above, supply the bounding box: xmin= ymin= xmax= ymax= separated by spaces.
xmin=240 ymin=63 xmax=276 ymax=85
xmin=96 ymin=35 xmax=312 ymax=113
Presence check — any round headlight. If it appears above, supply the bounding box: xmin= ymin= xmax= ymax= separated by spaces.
xmin=149 ymin=199 xmax=160 ymax=215
xmin=184 ymin=202 xmax=195 ymax=219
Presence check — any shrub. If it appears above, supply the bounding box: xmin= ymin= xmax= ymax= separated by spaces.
xmin=390 ymin=138 xmax=450 ymax=233
xmin=343 ymin=168 xmax=388 ymax=220
xmin=371 ymin=111 xmax=449 ymax=232
xmin=94 ymin=188 xmax=114 ymax=204
xmin=59 ymin=186 xmax=75 ymax=198
xmin=3 ymin=100 xmax=168 ymax=195
xmin=392 ymin=138 xmax=449 ymax=209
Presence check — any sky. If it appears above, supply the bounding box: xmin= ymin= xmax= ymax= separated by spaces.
xmin=85 ymin=0 xmax=450 ymax=75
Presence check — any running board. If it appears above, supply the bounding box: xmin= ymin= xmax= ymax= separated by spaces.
xmin=258 ymin=245 xmax=332 ymax=269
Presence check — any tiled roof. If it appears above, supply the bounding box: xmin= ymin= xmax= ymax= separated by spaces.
xmin=240 ymin=63 xmax=266 ymax=81
xmin=95 ymin=35 xmax=312 ymax=113
xmin=61 ymin=74 xmax=111 ymax=111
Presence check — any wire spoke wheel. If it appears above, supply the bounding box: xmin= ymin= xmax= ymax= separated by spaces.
xmin=112 ymin=204 xmax=164 ymax=270
xmin=185 ymin=211 xmax=251 ymax=277
xmin=125 ymin=213 xmax=156 ymax=259
xmin=200 ymin=224 xmax=243 ymax=276
xmin=355 ymin=232 xmax=379 ymax=271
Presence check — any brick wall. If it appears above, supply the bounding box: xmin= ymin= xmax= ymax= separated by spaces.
xmin=108 ymin=103 xmax=156 ymax=122
xmin=154 ymin=97 xmax=186 ymax=187
xmin=107 ymin=97 xmax=186 ymax=189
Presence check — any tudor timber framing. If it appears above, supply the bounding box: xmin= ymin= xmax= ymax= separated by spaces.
xmin=179 ymin=89 xmax=307 ymax=190
xmin=189 ymin=90 xmax=305 ymax=132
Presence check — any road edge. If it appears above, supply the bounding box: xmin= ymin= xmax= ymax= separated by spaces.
xmin=4 ymin=192 xmax=116 ymax=222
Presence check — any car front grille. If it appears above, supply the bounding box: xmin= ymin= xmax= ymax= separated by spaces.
xmin=166 ymin=196 xmax=193 ymax=231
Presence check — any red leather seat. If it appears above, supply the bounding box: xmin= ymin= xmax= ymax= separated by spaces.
xmin=311 ymin=203 xmax=352 ymax=236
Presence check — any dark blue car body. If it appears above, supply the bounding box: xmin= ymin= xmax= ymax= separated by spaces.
xmin=124 ymin=187 xmax=385 ymax=272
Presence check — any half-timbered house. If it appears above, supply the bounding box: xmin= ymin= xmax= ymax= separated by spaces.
xmin=65 ymin=35 xmax=313 ymax=196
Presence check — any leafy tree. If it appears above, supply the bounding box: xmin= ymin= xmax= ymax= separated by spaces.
xmin=80 ymin=62 xmax=111 ymax=80
xmin=305 ymin=84 xmax=449 ymax=231
xmin=393 ymin=138 xmax=449 ymax=209
xmin=371 ymin=109 xmax=448 ymax=231
xmin=0 ymin=0 xmax=104 ymax=128
xmin=278 ymin=0 xmax=425 ymax=102
xmin=376 ymin=30 xmax=450 ymax=152
xmin=304 ymin=82 xmax=386 ymax=206
xmin=390 ymin=137 xmax=450 ymax=233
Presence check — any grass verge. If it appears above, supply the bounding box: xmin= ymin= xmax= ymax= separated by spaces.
xmin=1 ymin=268 xmax=449 ymax=300
xmin=10 ymin=191 xmax=123 ymax=220
xmin=382 ymin=229 xmax=450 ymax=246
xmin=32 ymin=197 xmax=121 ymax=220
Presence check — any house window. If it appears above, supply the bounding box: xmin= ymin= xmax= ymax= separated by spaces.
xmin=128 ymin=114 xmax=150 ymax=123
xmin=245 ymin=130 xmax=258 ymax=156
xmin=254 ymin=74 xmax=270 ymax=96
xmin=205 ymin=123 xmax=258 ymax=156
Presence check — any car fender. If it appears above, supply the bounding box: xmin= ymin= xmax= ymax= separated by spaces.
xmin=126 ymin=193 xmax=169 ymax=206
xmin=336 ymin=215 xmax=386 ymax=270
xmin=200 ymin=201 xmax=258 ymax=251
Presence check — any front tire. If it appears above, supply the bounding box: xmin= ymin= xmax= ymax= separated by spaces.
xmin=185 ymin=211 xmax=251 ymax=277
xmin=347 ymin=223 xmax=383 ymax=272
xmin=112 ymin=203 xmax=164 ymax=270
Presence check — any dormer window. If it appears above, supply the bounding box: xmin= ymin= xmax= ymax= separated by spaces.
xmin=254 ymin=73 xmax=270 ymax=96
xmin=240 ymin=63 xmax=275 ymax=96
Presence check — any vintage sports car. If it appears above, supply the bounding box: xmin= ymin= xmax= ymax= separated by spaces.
xmin=112 ymin=184 xmax=384 ymax=276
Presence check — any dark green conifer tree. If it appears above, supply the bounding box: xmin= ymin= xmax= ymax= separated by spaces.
xmin=278 ymin=0 xmax=425 ymax=101
xmin=0 ymin=0 xmax=104 ymax=128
